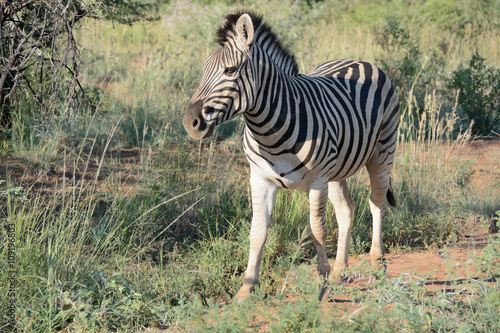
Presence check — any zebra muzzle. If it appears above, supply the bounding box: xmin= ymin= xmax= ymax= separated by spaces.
xmin=183 ymin=100 xmax=215 ymax=140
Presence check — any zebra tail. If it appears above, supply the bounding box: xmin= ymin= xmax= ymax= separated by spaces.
xmin=386 ymin=182 xmax=396 ymax=208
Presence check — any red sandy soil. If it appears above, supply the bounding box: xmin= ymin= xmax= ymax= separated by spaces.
xmin=242 ymin=229 xmax=496 ymax=332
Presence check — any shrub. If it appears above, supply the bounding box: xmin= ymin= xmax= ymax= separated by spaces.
xmin=0 ymin=0 xmax=163 ymax=128
xmin=448 ymin=50 xmax=500 ymax=136
xmin=373 ymin=15 xmax=423 ymax=103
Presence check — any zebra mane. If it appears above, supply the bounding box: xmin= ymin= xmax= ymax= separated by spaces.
xmin=216 ymin=11 xmax=299 ymax=76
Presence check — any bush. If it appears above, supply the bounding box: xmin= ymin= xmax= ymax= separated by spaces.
xmin=0 ymin=0 xmax=164 ymax=129
xmin=373 ymin=15 xmax=423 ymax=103
xmin=448 ymin=50 xmax=500 ymax=136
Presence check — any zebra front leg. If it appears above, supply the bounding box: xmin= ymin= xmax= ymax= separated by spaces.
xmin=236 ymin=172 xmax=279 ymax=302
xmin=308 ymin=184 xmax=331 ymax=278
xmin=309 ymin=183 xmax=332 ymax=301
xmin=328 ymin=180 xmax=355 ymax=280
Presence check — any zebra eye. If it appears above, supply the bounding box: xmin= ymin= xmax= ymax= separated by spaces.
xmin=224 ymin=66 xmax=238 ymax=75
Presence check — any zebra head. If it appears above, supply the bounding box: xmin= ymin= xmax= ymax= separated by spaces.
xmin=183 ymin=13 xmax=258 ymax=140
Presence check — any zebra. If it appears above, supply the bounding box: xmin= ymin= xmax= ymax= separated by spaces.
xmin=182 ymin=11 xmax=400 ymax=301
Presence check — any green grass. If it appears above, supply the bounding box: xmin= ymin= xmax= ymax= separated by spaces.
xmin=1 ymin=0 xmax=500 ymax=331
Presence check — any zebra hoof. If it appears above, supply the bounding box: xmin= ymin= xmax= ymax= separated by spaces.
xmin=331 ymin=265 xmax=348 ymax=283
xmin=330 ymin=272 xmax=346 ymax=283
xmin=370 ymin=257 xmax=387 ymax=278
xmin=319 ymin=286 xmax=333 ymax=302
xmin=234 ymin=292 xmax=249 ymax=304
xmin=235 ymin=285 xmax=254 ymax=304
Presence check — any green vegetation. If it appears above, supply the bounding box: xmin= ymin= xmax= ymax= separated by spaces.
xmin=449 ymin=51 xmax=500 ymax=135
xmin=0 ymin=0 xmax=166 ymax=130
xmin=1 ymin=0 xmax=499 ymax=331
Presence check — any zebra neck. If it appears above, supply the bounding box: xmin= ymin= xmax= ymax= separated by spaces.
xmin=243 ymin=68 xmax=310 ymax=150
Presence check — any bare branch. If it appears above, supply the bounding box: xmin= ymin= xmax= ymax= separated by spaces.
xmin=0 ymin=0 xmax=163 ymax=128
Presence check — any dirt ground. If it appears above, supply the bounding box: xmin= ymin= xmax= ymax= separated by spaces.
xmin=0 ymin=147 xmax=147 ymax=196
xmin=332 ymin=230 xmax=493 ymax=299
xmin=446 ymin=139 xmax=500 ymax=190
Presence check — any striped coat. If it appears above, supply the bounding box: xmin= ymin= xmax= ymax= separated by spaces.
xmin=183 ymin=11 xmax=399 ymax=301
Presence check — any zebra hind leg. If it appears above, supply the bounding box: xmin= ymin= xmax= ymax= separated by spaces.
xmin=366 ymin=155 xmax=396 ymax=271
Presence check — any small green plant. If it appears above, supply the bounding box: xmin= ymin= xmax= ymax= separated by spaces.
xmin=0 ymin=180 xmax=26 ymax=202
xmin=448 ymin=50 xmax=500 ymax=136
xmin=477 ymin=211 xmax=500 ymax=279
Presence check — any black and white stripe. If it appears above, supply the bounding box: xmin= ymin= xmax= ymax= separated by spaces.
xmin=183 ymin=11 xmax=400 ymax=301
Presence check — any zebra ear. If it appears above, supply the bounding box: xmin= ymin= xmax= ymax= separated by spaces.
xmin=236 ymin=14 xmax=254 ymax=48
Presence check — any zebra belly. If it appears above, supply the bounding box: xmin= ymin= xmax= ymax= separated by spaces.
xmin=244 ymin=135 xmax=376 ymax=190
xmin=244 ymin=150 xmax=341 ymax=191
xmin=248 ymin=160 xmax=321 ymax=190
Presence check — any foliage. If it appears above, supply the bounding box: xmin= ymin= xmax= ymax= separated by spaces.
xmin=0 ymin=180 xmax=26 ymax=202
xmin=448 ymin=51 xmax=500 ymax=136
xmin=373 ymin=15 xmax=423 ymax=99
xmin=477 ymin=211 xmax=500 ymax=278
xmin=1 ymin=0 xmax=80 ymax=128
xmin=0 ymin=0 xmax=165 ymax=130
xmin=82 ymin=0 xmax=167 ymax=25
